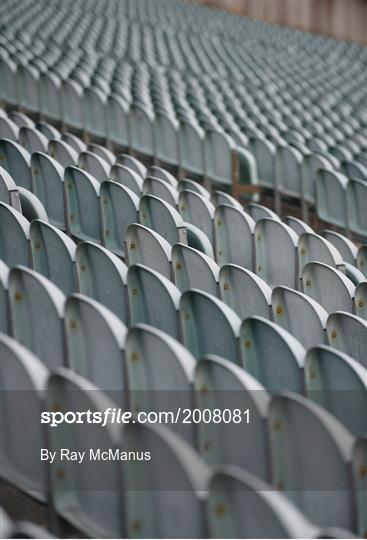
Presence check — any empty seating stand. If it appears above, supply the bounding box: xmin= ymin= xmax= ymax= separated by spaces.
xmin=0 ymin=0 xmax=366 ymax=538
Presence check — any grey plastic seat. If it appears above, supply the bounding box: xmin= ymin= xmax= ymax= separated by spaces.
xmin=48 ymin=138 xmax=78 ymax=168
xmin=208 ymin=466 xmax=317 ymax=539
xmin=127 ymin=264 xmax=181 ymax=339
xmin=214 ymin=205 xmax=255 ymax=269
xmin=248 ymin=136 xmax=276 ymax=190
xmin=298 ymin=231 xmax=344 ymax=277
xmin=172 ymin=243 xmax=219 ymax=295
xmin=179 ymin=189 xmax=215 ymax=245
xmin=347 ymin=177 xmax=367 ymax=238
xmin=195 ymin=355 xmax=270 ymax=479
xmin=305 ymin=345 xmax=367 ymax=437
xmin=0 ymin=202 xmax=30 ymax=267
xmin=0 ymin=333 xmax=48 ymax=501
xmin=78 ymin=150 xmax=110 ymax=183
xmin=154 ymin=114 xmax=179 ymax=167
xmin=352 ymin=437 xmax=367 ymax=539
xmin=122 ymin=421 xmax=209 ymax=539
xmin=283 ymin=215 xmax=313 ymax=236
xmin=31 ymin=152 xmax=66 ymax=229
xmin=0 ymin=138 xmax=32 ymax=190
xmin=316 ymin=169 xmax=348 ymax=229
xmin=47 ymin=369 xmax=124 ymax=538
xmin=64 ymin=294 xmax=127 ymax=402
xmin=180 ymin=289 xmax=241 ymax=364
xmin=210 ymin=191 xmax=242 ymax=211
xmin=148 ymin=166 xmax=178 ymax=189
xmin=116 ymin=154 xmax=147 ymax=178
xmin=219 ymin=264 xmax=272 ymax=320
xmin=17 ymin=187 xmax=48 ymax=222
xmin=178 ymin=179 xmax=210 ymax=199
xmin=19 ymin=126 xmax=48 ymax=153
xmin=178 ymin=120 xmax=205 ymax=177
xmin=355 ymin=281 xmax=367 ymax=319
xmin=240 ymin=316 xmax=305 ymax=393
xmin=129 ymin=104 xmax=155 ymax=157
xmin=60 ymin=80 xmax=84 ymax=130
xmin=275 ymin=145 xmax=303 ymax=201
xmin=272 ymin=286 xmax=328 ymax=349
xmin=255 ymin=218 xmax=299 ymax=289
xmin=327 ymin=311 xmax=367 ymax=368
xmin=269 ymin=392 xmax=355 ymax=531
xmin=87 ymin=143 xmax=115 ymax=166
xmin=244 ymin=203 xmax=280 ymax=223
xmin=0 ymin=166 xmax=21 ymax=211
xmin=9 ymin=266 xmax=65 ymax=369
xmin=64 ymin=166 xmax=101 ymax=243
xmin=357 ymin=245 xmax=367 ymax=277
xmin=30 ymin=220 xmax=77 ymax=295
xmin=322 ymin=230 xmax=358 ymax=266
xmin=7 ymin=111 xmax=34 ymax=129
xmin=107 ymin=93 xmax=130 ymax=148
xmin=143 ymin=176 xmax=178 ymax=207
xmin=99 ymin=180 xmax=139 ymax=257
xmin=36 ymin=121 xmax=61 ymax=141
xmin=110 ymin=164 xmax=143 ymax=195
xmin=126 ymin=223 xmax=172 ymax=280
xmin=140 ymin=194 xmax=187 ymax=246
xmin=0 ymin=260 xmax=10 ymax=334
xmin=83 ymin=87 xmax=107 ymax=139
xmin=0 ymin=114 xmax=19 ymax=141
xmin=126 ymin=324 xmax=195 ymax=443
xmin=185 ymin=222 xmax=214 ymax=259
xmin=302 ymin=262 xmax=355 ymax=313
xmin=61 ymin=132 xmax=86 ymax=153
xmin=76 ymin=241 xmax=128 ymax=323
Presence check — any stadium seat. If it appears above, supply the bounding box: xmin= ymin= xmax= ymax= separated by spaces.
xmin=0 ymin=138 xmax=32 ymax=190
xmin=128 ymin=264 xmax=181 ymax=339
xmin=327 ymin=311 xmax=367 ymax=368
xmin=172 ymin=243 xmax=219 ymax=295
xmin=240 ymin=316 xmax=305 ymax=393
xmin=30 ymin=219 xmax=77 ymax=295
xmin=47 ymin=368 xmax=124 ymax=538
xmin=122 ymin=421 xmax=209 ymax=538
xmin=64 ymin=294 xmax=127 ymax=401
xmin=305 ymin=345 xmax=367 ymax=436
xmin=255 ymin=218 xmax=299 ymax=289
xmin=214 ymin=205 xmax=255 ymax=269
xmin=140 ymin=194 xmax=187 ymax=246
xmin=75 ymin=241 xmax=128 ymax=323
xmin=269 ymin=392 xmax=355 ymax=531
xmin=0 ymin=166 xmax=21 ymax=211
xmin=195 ymin=355 xmax=270 ymax=478
xmin=179 ymin=189 xmax=215 ymax=245
xmin=219 ymin=264 xmax=272 ymax=320
xmin=126 ymin=223 xmax=172 ymax=280
xmin=208 ymin=466 xmax=317 ymax=538
xmin=31 ymin=152 xmax=66 ymax=229
xmin=272 ymin=286 xmax=328 ymax=349
xmin=0 ymin=333 xmax=48 ymax=501
xmin=125 ymin=324 xmax=196 ymax=443
xmin=302 ymin=262 xmax=355 ymax=313
xmin=0 ymin=202 xmax=31 ymax=267
xmin=64 ymin=166 xmax=101 ymax=243
xmin=9 ymin=266 xmax=65 ymax=369
xmin=180 ymin=289 xmax=241 ymax=364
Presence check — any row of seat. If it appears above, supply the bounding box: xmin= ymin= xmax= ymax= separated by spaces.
xmin=1 ymin=0 xmax=366 ymax=226
xmin=2 ymin=332 xmax=366 ymax=538
xmin=0 ymin=110 xmax=367 ymax=237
